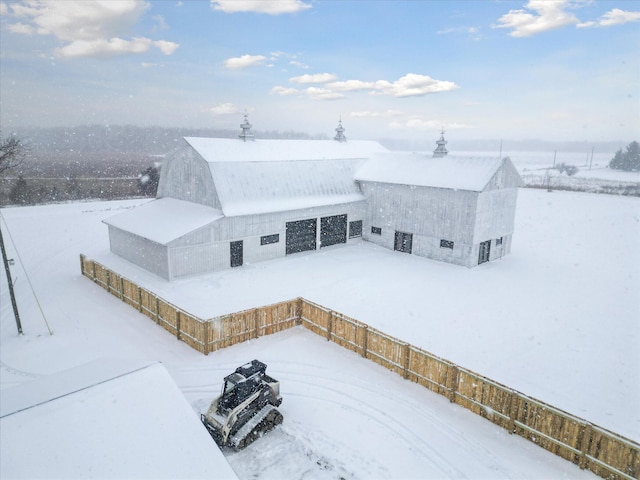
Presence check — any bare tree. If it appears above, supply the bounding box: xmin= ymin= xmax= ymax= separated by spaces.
xmin=0 ymin=135 xmax=27 ymax=176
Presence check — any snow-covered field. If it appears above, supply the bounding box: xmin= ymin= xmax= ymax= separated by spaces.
xmin=1 ymin=187 xmax=638 ymax=479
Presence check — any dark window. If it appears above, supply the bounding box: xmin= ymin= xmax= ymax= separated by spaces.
xmin=394 ymin=231 xmax=413 ymax=254
xmin=496 ymin=237 xmax=503 ymax=246
xmin=371 ymin=226 xmax=382 ymax=235
xmin=260 ymin=234 xmax=279 ymax=245
xmin=349 ymin=220 xmax=362 ymax=238
xmin=230 ymin=240 xmax=243 ymax=267
xmin=478 ymin=240 xmax=491 ymax=265
xmin=440 ymin=239 xmax=454 ymax=249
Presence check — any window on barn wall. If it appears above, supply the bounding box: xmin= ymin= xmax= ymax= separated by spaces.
xmin=261 ymin=234 xmax=279 ymax=245
xmin=371 ymin=226 xmax=382 ymax=235
xmin=349 ymin=220 xmax=362 ymax=238
xmin=496 ymin=237 xmax=503 ymax=246
xmin=440 ymin=239 xmax=454 ymax=249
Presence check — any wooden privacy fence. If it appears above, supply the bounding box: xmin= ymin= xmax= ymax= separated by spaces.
xmin=80 ymin=255 xmax=639 ymax=480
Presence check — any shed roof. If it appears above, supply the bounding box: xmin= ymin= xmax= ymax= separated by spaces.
xmin=103 ymin=197 xmax=222 ymax=245
xmin=355 ymin=153 xmax=509 ymax=192
xmin=0 ymin=359 xmax=238 ymax=479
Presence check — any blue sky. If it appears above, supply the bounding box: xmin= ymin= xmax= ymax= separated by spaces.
xmin=1 ymin=0 xmax=638 ymax=142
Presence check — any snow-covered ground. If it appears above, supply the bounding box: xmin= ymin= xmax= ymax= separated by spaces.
xmin=1 ymin=187 xmax=638 ymax=479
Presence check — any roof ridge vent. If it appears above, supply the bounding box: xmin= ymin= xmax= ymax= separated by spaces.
xmin=238 ymin=111 xmax=255 ymax=142
xmin=433 ymin=127 xmax=448 ymax=158
xmin=334 ymin=117 xmax=347 ymax=142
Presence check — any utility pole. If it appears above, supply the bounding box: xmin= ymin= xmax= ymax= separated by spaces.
xmin=0 ymin=222 xmax=23 ymax=335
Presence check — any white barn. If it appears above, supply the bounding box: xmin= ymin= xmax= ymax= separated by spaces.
xmin=104 ymin=120 xmax=522 ymax=280
xmin=356 ymin=152 xmax=523 ymax=268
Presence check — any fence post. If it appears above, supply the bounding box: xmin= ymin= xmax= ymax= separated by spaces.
xmin=448 ymin=366 xmax=459 ymax=403
xmin=361 ymin=325 xmax=368 ymax=358
xmin=92 ymin=261 xmax=97 ymax=282
xmin=204 ymin=320 xmax=212 ymax=355
xmin=327 ymin=311 xmax=333 ymax=341
xmin=254 ymin=308 xmax=260 ymax=339
xmin=176 ymin=310 xmax=182 ymax=340
xmin=578 ymin=423 xmax=593 ymax=469
xmin=80 ymin=254 xmax=85 ymax=276
xmin=155 ymin=297 xmax=160 ymax=325
xmin=403 ymin=343 xmax=411 ymax=379
xmin=137 ymin=287 xmax=143 ymax=312
xmin=106 ymin=269 xmax=111 ymax=293
xmin=295 ymin=297 xmax=303 ymax=325
xmin=118 ymin=276 xmax=124 ymax=300
xmin=508 ymin=390 xmax=519 ymax=434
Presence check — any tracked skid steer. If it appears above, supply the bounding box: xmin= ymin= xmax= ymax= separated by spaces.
xmin=201 ymin=360 xmax=283 ymax=450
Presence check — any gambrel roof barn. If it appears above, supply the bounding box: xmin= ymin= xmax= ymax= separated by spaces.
xmin=104 ymin=120 xmax=522 ymax=280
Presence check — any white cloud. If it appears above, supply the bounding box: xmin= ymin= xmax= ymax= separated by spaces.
xmin=154 ymin=39 xmax=179 ymax=55
xmin=289 ymin=73 xmax=337 ymax=84
xmin=578 ymin=8 xmax=640 ymax=28
xmin=436 ymin=26 xmax=484 ymax=41
xmin=271 ymin=86 xmax=299 ymax=96
xmin=492 ymin=0 xmax=579 ymax=37
xmin=210 ymin=103 xmax=241 ymax=115
xmin=326 ymin=80 xmax=375 ymax=92
xmin=54 ymin=37 xmax=178 ymax=58
xmin=278 ymin=73 xmax=457 ymax=99
xmin=211 ymin=0 xmax=311 ymax=15
xmin=3 ymin=0 xmax=179 ymax=58
xmin=305 ymin=87 xmax=344 ymax=100
xmin=372 ymin=74 xmax=459 ymax=97
xmin=351 ymin=110 xmax=403 ymax=118
xmin=224 ymin=54 xmax=267 ymax=69
xmin=289 ymin=60 xmax=309 ymax=69
xmin=8 ymin=22 xmax=36 ymax=34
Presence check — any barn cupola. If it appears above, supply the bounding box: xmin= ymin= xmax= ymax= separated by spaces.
xmin=432 ymin=128 xmax=448 ymax=158
xmin=333 ymin=118 xmax=347 ymax=143
xmin=238 ymin=112 xmax=255 ymax=142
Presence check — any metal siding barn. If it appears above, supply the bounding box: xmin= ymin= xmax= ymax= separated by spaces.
xmin=355 ymin=153 xmax=522 ymax=268
xmin=104 ymin=131 xmax=522 ymax=279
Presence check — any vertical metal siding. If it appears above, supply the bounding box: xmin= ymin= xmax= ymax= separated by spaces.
xmin=157 ymin=146 xmax=219 ymax=208
xmin=473 ymin=188 xmax=518 ymax=242
xmin=361 ymin=182 xmax=478 ymax=244
xmin=169 ymin=243 xmax=227 ymax=279
xmin=163 ymin=201 xmax=366 ymax=278
xmin=108 ymin=226 xmax=169 ymax=279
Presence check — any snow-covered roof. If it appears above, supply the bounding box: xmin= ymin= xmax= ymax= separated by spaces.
xmin=211 ymin=159 xmax=366 ymax=216
xmin=179 ymin=137 xmax=387 ymax=216
xmin=184 ymin=137 xmax=388 ymax=162
xmin=103 ymin=197 xmax=222 ymax=244
xmin=0 ymin=359 xmax=238 ymax=479
xmin=355 ymin=153 xmax=507 ymax=191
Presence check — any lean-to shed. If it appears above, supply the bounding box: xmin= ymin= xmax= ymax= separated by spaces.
xmin=104 ymin=136 xmax=388 ymax=280
xmin=355 ymin=152 xmax=523 ymax=267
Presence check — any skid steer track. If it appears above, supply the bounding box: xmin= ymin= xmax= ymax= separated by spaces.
xmin=229 ymin=405 xmax=283 ymax=450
